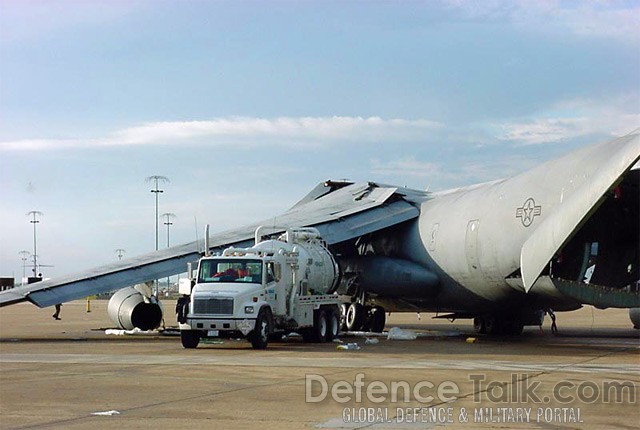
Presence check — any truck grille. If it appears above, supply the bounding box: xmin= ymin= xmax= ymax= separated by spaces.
xmin=193 ymin=297 xmax=234 ymax=315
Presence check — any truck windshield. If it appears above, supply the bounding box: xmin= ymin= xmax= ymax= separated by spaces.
xmin=198 ymin=259 xmax=263 ymax=284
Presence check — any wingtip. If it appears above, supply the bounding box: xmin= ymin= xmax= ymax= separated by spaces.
xmin=520 ymin=252 xmax=535 ymax=293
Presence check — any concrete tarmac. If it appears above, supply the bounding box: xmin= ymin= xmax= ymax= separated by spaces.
xmin=1 ymin=300 xmax=638 ymax=429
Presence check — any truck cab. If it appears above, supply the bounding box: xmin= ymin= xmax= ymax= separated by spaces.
xmin=177 ymin=227 xmax=341 ymax=349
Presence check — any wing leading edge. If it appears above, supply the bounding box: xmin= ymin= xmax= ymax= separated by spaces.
xmin=1 ymin=182 xmax=422 ymax=308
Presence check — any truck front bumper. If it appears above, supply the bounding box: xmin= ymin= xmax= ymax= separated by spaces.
xmin=186 ymin=317 xmax=256 ymax=336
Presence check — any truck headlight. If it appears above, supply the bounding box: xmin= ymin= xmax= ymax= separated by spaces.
xmin=244 ymin=306 xmax=255 ymax=314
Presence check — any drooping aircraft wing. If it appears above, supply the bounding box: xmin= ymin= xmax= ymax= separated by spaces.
xmin=520 ymin=131 xmax=640 ymax=292
xmin=0 ymin=182 xmax=424 ymax=308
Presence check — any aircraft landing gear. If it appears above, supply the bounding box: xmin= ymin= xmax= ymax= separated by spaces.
xmin=369 ymin=306 xmax=386 ymax=332
xmin=473 ymin=315 xmax=524 ymax=336
xmin=346 ymin=303 xmax=365 ymax=331
xmin=343 ymin=303 xmax=386 ymax=332
xmin=546 ymin=309 xmax=558 ymax=335
xmin=339 ymin=303 xmax=349 ymax=331
xmin=473 ymin=317 xmax=486 ymax=334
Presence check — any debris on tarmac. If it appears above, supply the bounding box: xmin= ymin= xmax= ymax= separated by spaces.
xmin=364 ymin=337 xmax=379 ymax=345
xmin=343 ymin=330 xmax=387 ymax=337
xmin=386 ymin=327 xmax=417 ymax=340
xmin=336 ymin=343 xmax=360 ymax=350
xmin=104 ymin=328 xmax=158 ymax=336
xmin=91 ymin=410 xmax=120 ymax=416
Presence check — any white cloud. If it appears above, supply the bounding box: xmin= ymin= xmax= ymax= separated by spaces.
xmin=371 ymin=157 xmax=444 ymax=178
xmin=0 ymin=116 xmax=442 ymax=152
xmin=441 ymin=0 xmax=640 ymax=42
xmin=496 ymin=98 xmax=640 ymax=144
xmin=370 ymin=155 xmax=536 ymax=189
xmin=499 ymin=118 xmax=589 ymax=144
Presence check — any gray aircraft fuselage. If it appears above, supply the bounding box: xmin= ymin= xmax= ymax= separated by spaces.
xmin=358 ymin=133 xmax=639 ymax=315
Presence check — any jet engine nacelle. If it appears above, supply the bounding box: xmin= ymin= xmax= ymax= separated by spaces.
xmin=630 ymin=308 xmax=640 ymax=329
xmin=107 ymin=285 xmax=163 ymax=330
xmin=339 ymin=256 xmax=439 ymax=298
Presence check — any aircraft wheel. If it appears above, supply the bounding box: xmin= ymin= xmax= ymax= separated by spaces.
xmin=473 ymin=317 xmax=486 ymax=334
xmin=326 ymin=308 xmax=340 ymax=342
xmin=180 ymin=330 xmax=201 ymax=349
xmin=346 ymin=303 xmax=365 ymax=331
xmin=369 ymin=306 xmax=386 ymax=333
xmin=484 ymin=316 xmax=498 ymax=335
xmin=339 ymin=303 xmax=349 ymax=331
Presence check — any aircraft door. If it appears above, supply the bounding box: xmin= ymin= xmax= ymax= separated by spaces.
xmin=465 ymin=220 xmax=480 ymax=272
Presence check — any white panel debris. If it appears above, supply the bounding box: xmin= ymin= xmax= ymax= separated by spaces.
xmin=386 ymin=327 xmax=417 ymax=340
xmin=91 ymin=410 xmax=120 ymax=416
xmin=104 ymin=328 xmax=158 ymax=336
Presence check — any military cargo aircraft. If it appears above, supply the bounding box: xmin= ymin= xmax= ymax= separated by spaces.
xmin=1 ymin=130 xmax=638 ymax=334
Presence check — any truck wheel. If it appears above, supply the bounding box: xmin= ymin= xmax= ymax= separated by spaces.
xmin=250 ymin=309 xmax=270 ymax=349
xmin=302 ymin=309 xmax=328 ymax=343
xmin=369 ymin=306 xmax=386 ymax=333
xmin=325 ymin=309 xmax=340 ymax=342
xmin=346 ymin=303 xmax=365 ymax=331
xmin=180 ymin=330 xmax=200 ymax=349
xmin=313 ymin=309 xmax=328 ymax=343
xmin=301 ymin=309 xmax=330 ymax=343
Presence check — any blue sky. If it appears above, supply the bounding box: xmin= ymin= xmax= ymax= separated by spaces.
xmin=1 ymin=0 xmax=638 ymax=280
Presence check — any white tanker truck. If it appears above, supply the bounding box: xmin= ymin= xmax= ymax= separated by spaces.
xmin=176 ymin=226 xmax=342 ymax=349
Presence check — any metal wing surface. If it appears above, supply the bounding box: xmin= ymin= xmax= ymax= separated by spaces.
xmin=520 ymin=131 xmax=640 ymax=291
xmin=1 ymin=182 xmax=422 ymax=308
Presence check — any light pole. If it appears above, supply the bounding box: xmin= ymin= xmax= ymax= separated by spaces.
xmin=162 ymin=213 xmax=176 ymax=292
xmin=18 ymin=251 xmax=30 ymax=285
xmin=145 ymin=175 xmax=169 ymax=297
xmin=145 ymin=176 xmax=169 ymax=252
xmin=27 ymin=211 xmax=43 ymax=277
xmin=162 ymin=213 xmax=176 ymax=248
xmin=115 ymin=249 xmax=126 ymax=260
